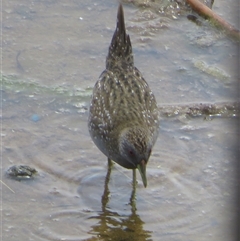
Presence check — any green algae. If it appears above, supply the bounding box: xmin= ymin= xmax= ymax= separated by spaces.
xmin=193 ymin=60 xmax=230 ymax=81
xmin=1 ymin=74 xmax=92 ymax=98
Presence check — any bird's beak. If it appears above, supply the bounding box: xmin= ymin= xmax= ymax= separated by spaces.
xmin=137 ymin=160 xmax=147 ymax=188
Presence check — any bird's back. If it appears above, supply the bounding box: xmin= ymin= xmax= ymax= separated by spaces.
xmin=88 ymin=4 xmax=159 ymax=160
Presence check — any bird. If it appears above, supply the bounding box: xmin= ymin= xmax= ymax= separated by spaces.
xmin=88 ymin=4 xmax=159 ymax=188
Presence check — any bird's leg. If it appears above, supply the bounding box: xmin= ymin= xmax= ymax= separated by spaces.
xmin=106 ymin=158 xmax=113 ymax=184
xmin=101 ymin=158 xmax=113 ymax=210
xmin=108 ymin=158 xmax=113 ymax=168
xmin=130 ymin=169 xmax=137 ymax=211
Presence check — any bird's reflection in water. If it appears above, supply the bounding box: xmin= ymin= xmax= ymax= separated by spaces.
xmin=87 ymin=160 xmax=152 ymax=241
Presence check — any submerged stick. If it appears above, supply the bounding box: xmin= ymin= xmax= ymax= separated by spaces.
xmin=159 ymin=101 xmax=240 ymax=118
xmin=0 ymin=180 xmax=15 ymax=193
xmin=186 ymin=0 xmax=240 ymax=40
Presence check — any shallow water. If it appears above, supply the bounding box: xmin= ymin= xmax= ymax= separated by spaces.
xmin=2 ymin=0 xmax=239 ymax=241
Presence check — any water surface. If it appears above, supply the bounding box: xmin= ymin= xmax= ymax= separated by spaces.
xmin=2 ymin=0 xmax=239 ymax=240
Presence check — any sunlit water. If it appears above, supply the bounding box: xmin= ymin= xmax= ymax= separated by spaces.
xmin=2 ymin=0 xmax=239 ymax=241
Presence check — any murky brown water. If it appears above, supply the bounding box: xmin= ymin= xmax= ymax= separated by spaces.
xmin=2 ymin=0 xmax=239 ymax=240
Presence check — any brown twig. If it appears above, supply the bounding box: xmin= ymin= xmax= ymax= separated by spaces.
xmin=186 ymin=0 xmax=240 ymax=40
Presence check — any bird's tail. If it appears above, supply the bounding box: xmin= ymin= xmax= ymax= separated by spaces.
xmin=106 ymin=4 xmax=134 ymax=69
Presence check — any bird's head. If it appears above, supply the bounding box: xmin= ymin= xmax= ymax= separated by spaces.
xmin=118 ymin=127 xmax=152 ymax=187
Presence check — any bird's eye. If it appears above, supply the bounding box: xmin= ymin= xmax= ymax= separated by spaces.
xmin=129 ymin=150 xmax=134 ymax=156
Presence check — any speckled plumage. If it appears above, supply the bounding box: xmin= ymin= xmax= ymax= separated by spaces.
xmin=88 ymin=4 xmax=160 ymax=187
